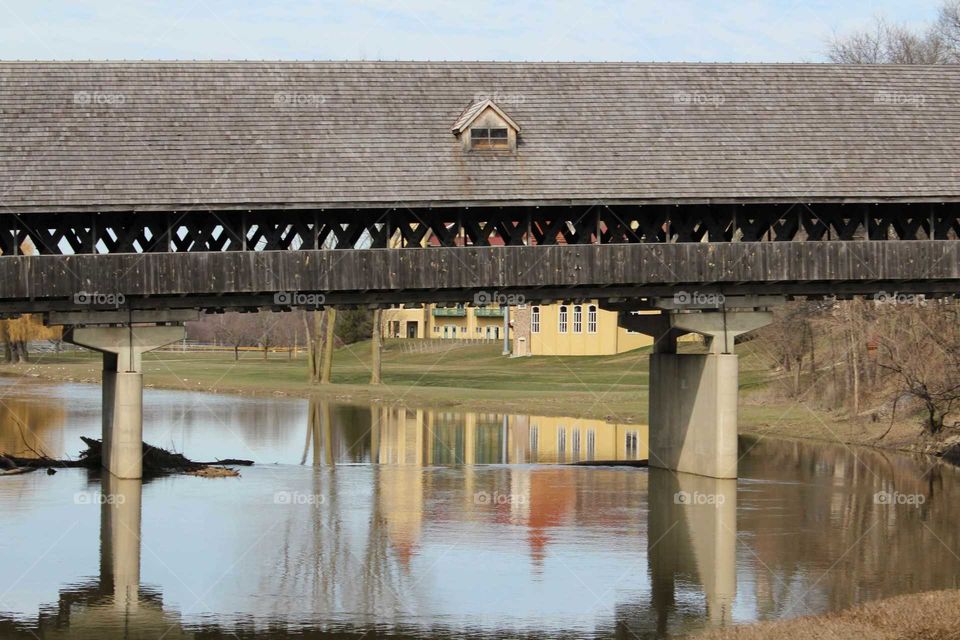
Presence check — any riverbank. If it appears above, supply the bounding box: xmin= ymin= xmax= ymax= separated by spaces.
xmin=2 ymin=340 xmax=952 ymax=459
xmin=692 ymin=588 xmax=960 ymax=639
xmin=1 ymin=342 xmax=655 ymax=422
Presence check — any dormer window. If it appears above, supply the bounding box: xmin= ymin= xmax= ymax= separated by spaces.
xmin=471 ymin=127 xmax=509 ymax=149
xmin=452 ymin=99 xmax=520 ymax=152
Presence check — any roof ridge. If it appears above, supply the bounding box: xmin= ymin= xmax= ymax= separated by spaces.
xmin=0 ymin=60 xmax=955 ymax=68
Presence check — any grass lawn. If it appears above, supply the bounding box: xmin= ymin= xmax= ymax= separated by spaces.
xmin=6 ymin=340 xmax=657 ymax=421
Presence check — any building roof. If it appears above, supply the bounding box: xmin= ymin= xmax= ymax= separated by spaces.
xmin=451 ymin=99 xmax=521 ymax=133
xmin=0 ymin=61 xmax=958 ymax=213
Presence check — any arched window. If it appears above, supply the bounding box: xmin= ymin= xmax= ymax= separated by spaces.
xmin=531 ymin=306 xmax=540 ymax=333
xmin=587 ymin=305 xmax=598 ymax=333
xmin=558 ymin=305 xmax=568 ymax=333
xmin=573 ymin=305 xmax=583 ymax=333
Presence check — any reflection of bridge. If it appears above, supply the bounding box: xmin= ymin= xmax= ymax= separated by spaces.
xmin=6 ymin=411 xmax=959 ymax=638
xmin=2 ymin=62 xmax=959 ymax=478
xmin=4 ymin=467 xmax=737 ymax=639
xmin=12 ymin=477 xmax=189 ymax=639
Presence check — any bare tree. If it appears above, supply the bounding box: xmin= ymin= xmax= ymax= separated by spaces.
xmin=214 ymin=313 xmax=258 ymax=361
xmin=827 ymin=5 xmax=957 ymax=63
xmin=370 ymin=308 xmax=383 ymax=384
xmin=760 ymin=302 xmax=818 ymax=397
xmin=935 ymin=0 xmax=960 ymax=59
xmin=304 ymin=310 xmax=325 ymax=383
xmin=321 ymin=308 xmax=337 ymax=384
xmin=876 ymin=304 xmax=960 ymax=434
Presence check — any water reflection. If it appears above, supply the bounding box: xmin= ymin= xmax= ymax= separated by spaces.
xmin=646 ymin=469 xmax=737 ymax=633
xmin=1 ymin=382 xmax=960 ymax=639
xmin=0 ymin=380 xmax=647 ymax=467
xmin=737 ymin=436 xmax=960 ymax=617
xmin=2 ymin=476 xmax=189 ymax=639
xmin=0 ymin=395 xmax=67 ymax=459
xmin=304 ymin=400 xmax=649 ymax=466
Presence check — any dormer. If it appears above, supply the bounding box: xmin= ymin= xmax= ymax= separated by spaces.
xmin=452 ymin=99 xmax=520 ymax=152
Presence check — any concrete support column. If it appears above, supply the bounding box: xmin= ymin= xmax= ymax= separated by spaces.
xmin=649 ymin=352 xmax=740 ymax=478
xmin=64 ymin=325 xmax=186 ymax=478
xmin=649 ymin=309 xmax=773 ymax=478
xmin=620 ymin=302 xmax=776 ymax=479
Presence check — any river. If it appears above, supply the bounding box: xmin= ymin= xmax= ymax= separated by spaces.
xmin=0 ymin=379 xmax=958 ymax=639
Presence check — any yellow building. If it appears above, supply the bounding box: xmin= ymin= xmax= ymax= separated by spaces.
xmin=381 ymin=304 xmax=506 ymax=341
xmin=518 ymin=303 xmax=651 ymax=356
xmin=381 ymin=301 xmax=655 ymax=356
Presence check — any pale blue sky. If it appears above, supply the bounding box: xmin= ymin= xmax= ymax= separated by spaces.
xmin=0 ymin=1 xmax=943 ymax=62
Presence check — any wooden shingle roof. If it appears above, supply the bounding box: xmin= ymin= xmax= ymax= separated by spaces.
xmin=451 ymin=99 xmax=520 ymax=133
xmin=0 ymin=61 xmax=958 ymax=212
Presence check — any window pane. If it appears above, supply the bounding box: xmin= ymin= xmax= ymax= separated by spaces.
xmin=489 ymin=128 xmax=508 ymax=138
xmin=472 ymin=128 xmax=489 ymax=138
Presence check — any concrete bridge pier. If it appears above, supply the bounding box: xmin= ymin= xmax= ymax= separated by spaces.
xmin=63 ymin=324 xmax=186 ymax=478
xmin=621 ymin=298 xmax=781 ymax=478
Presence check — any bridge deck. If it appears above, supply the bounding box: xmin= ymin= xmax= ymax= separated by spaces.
xmin=0 ymin=241 xmax=957 ymax=314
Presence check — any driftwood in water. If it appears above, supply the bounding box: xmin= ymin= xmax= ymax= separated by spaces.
xmin=0 ymin=437 xmax=253 ymax=477
xmin=0 ymin=454 xmax=36 ymax=475
xmin=1 ymin=450 xmax=90 ymax=469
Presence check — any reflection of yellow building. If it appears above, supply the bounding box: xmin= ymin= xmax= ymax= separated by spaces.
xmin=381 ymin=301 xmax=658 ymax=356
xmin=307 ymin=402 xmax=651 ymax=582
xmin=378 ymin=464 xmax=424 ymax=569
xmin=365 ymin=406 xmax=647 ymax=466
xmin=520 ymin=415 xmax=648 ymax=464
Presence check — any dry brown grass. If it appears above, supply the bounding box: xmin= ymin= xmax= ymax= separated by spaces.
xmin=693 ymin=589 xmax=960 ymax=640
